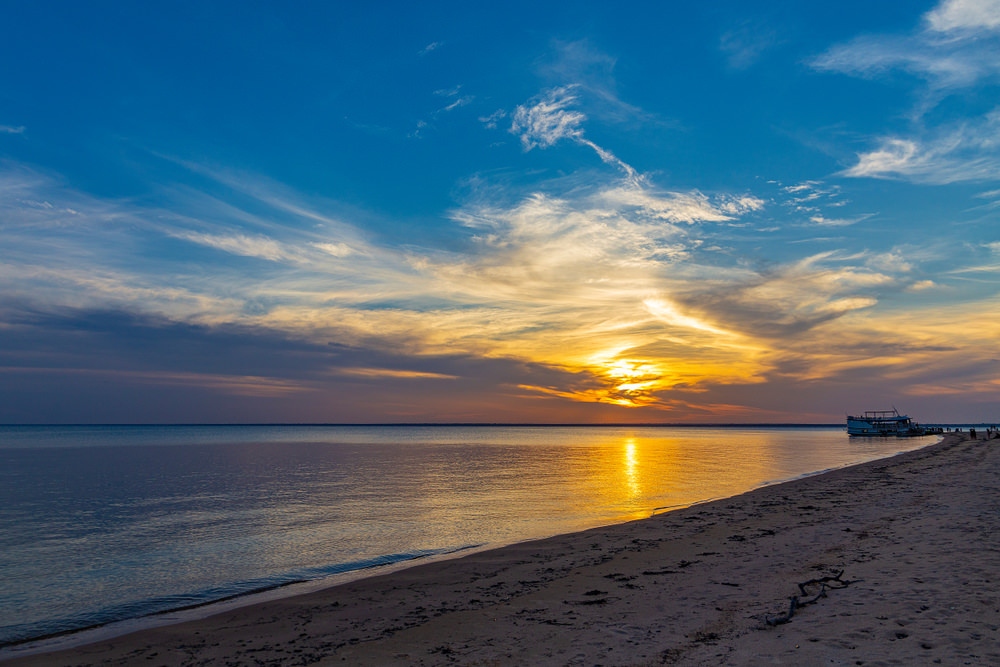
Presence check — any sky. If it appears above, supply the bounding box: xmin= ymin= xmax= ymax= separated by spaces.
xmin=1 ymin=0 xmax=998 ymax=424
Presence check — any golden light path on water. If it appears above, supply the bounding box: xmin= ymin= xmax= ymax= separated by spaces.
xmin=624 ymin=438 xmax=640 ymax=499
xmin=555 ymin=427 xmax=882 ymax=528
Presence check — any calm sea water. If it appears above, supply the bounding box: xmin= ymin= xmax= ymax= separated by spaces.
xmin=0 ymin=424 xmax=941 ymax=648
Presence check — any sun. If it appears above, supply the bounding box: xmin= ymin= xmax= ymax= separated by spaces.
xmin=593 ymin=357 xmax=669 ymax=407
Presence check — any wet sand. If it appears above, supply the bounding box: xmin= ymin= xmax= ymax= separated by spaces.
xmin=4 ymin=431 xmax=998 ymax=666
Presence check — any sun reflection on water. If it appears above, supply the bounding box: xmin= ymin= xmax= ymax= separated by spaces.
xmin=624 ymin=438 xmax=640 ymax=498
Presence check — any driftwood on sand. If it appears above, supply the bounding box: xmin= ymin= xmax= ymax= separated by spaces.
xmin=766 ymin=570 xmax=853 ymax=626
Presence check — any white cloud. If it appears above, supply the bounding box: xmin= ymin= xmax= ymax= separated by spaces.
xmin=510 ymin=86 xmax=586 ymax=150
xmin=846 ymin=138 xmax=922 ymax=178
xmin=508 ymin=86 xmax=640 ymax=181
xmin=600 ymin=187 xmax=756 ymax=224
xmin=312 ymin=242 xmax=354 ymax=258
xmin=925 ymin=0 xmax=1000 ymax=32
xmin=867 ymin=251 xmax=913 ymax=273
xmin=842 ymin=111 xmax=1000 ymax=182
xmin=479 ymin=110 xmax=507 ymax=129
xmin=441 ymin=96 xmax=473 ymax=112
xmin=718 ymin=194 xmax=766 ymax=215
xmin=813 ymin=34 xmax=999 ymax=89
xmin=431 ymin=86 xmax=474 ymax=114
xmin=808 ymin=214 xmax=868 ymax=227
xmin=175 ymin=231 xmax=302 ymax=262
xmin=1 ymin=125 xmax=25 ymax=134
xmin=784 ymin=182 xmax=820 ymax=194
xmin=779 ymin=181 xmax=843 ymax=210
xmin=576 ymin=138 xmax=638 ymax=181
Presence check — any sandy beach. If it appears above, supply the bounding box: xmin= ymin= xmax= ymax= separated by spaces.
xmin=4 ymin=431 xmax=998 ymax=666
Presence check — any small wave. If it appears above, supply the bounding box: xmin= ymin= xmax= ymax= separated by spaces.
xmin=0 ymin=545 xmax=479 ymax=651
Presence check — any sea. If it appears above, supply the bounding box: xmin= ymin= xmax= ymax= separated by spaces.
xmin=0 ymin=424 xmax=947 ymax=652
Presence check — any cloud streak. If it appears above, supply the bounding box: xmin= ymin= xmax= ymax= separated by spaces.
xmin=174 ymin=231 xmax=305 ymax=263
xmin=840 ymin=113 xmax=1000 ymax=182
xmin=509 ymin=86 xmax=639 ymax=181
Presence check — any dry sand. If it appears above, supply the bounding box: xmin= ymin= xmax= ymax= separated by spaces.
xmin=4 ymin=431 xmax=999 ymax=666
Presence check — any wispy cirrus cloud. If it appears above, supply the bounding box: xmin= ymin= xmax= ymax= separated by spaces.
xmin=599 ymin=187 xmax=763 ymax=224
xmin=719 ymin=21 xmax=780 ymax=70
xmin=510 ymin=85 xmax=586 ymax=150
xmin=4 ymin=366 xmax=315 ymax=397
xmin=807 ymin=213 xmax=872 ymax=227
xmin=814 ymin=0 xmax=1000 ymax=90
xmin=334 ymin=367 xmax=459 ymax=380
xmin=174 ymin=231 xmax=304 ymax=263
xmin=813 ymin=32 xmax=1000 ymax=90
xmin=814 ymin=0 xmax=1000 ymax=184
xmin=780 ymin=181 xmax=843 ymax=209
xmin=509 ymin=86 xmax=639 ymax=181
xmin=419 ymin=41 xmax=443 ymax=56
xmin=536 ymin=40 xmax=653 ymax=125
xmin=1 ymin=125 xmax=25 ymax=134
xmin=772 ymin=180 xmax=856 ymax=227
xmin=432 ymin=85 xmax=474 ymax=114
xmin=504 ymin=41 xmax=661 ymax=182
xmin=840 ymin=112 xmax=1000 ymax=182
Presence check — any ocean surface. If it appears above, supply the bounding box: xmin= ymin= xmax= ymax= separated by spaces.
xmin=0 ymin=424 xmax=944 ymax=649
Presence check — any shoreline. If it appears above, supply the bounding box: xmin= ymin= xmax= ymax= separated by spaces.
xmin=0 ymin=544 xmax=495 ymax=657
xmin=0 ymin=437 xmax=931 ymax=657
xmin=5 ymin=432 xmax=999 ymax=665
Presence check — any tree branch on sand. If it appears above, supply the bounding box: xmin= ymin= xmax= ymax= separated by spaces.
xmin=766 ymin=570 xmax=853 ymax=626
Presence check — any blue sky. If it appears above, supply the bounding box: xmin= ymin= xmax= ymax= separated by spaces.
xmin=1 ymin=0 xmax=998 ymax=423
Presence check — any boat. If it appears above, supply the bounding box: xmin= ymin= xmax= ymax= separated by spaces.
xmin=846 ymin=409 xmax=941 ymax=437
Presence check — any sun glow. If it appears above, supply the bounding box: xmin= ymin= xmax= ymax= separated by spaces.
xmin=604 ymin=359 xmax=658 ymax=379
xmin=588 ymin=356 xmax=671 ymax=406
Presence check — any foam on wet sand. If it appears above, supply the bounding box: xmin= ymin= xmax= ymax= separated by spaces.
xmin=4 ymin=432 xmax=998 ymax=666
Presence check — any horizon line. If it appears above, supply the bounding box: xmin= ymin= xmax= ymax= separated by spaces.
xmin=4 ymin=422 xmax=988 ymax=428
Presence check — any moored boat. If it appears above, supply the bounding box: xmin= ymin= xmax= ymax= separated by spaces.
xmin=846 ymin=409 xmax=941 ymax=437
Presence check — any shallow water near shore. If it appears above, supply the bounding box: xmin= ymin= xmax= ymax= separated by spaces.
xmin=0 ymin=424 xmax=943 ymax=648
